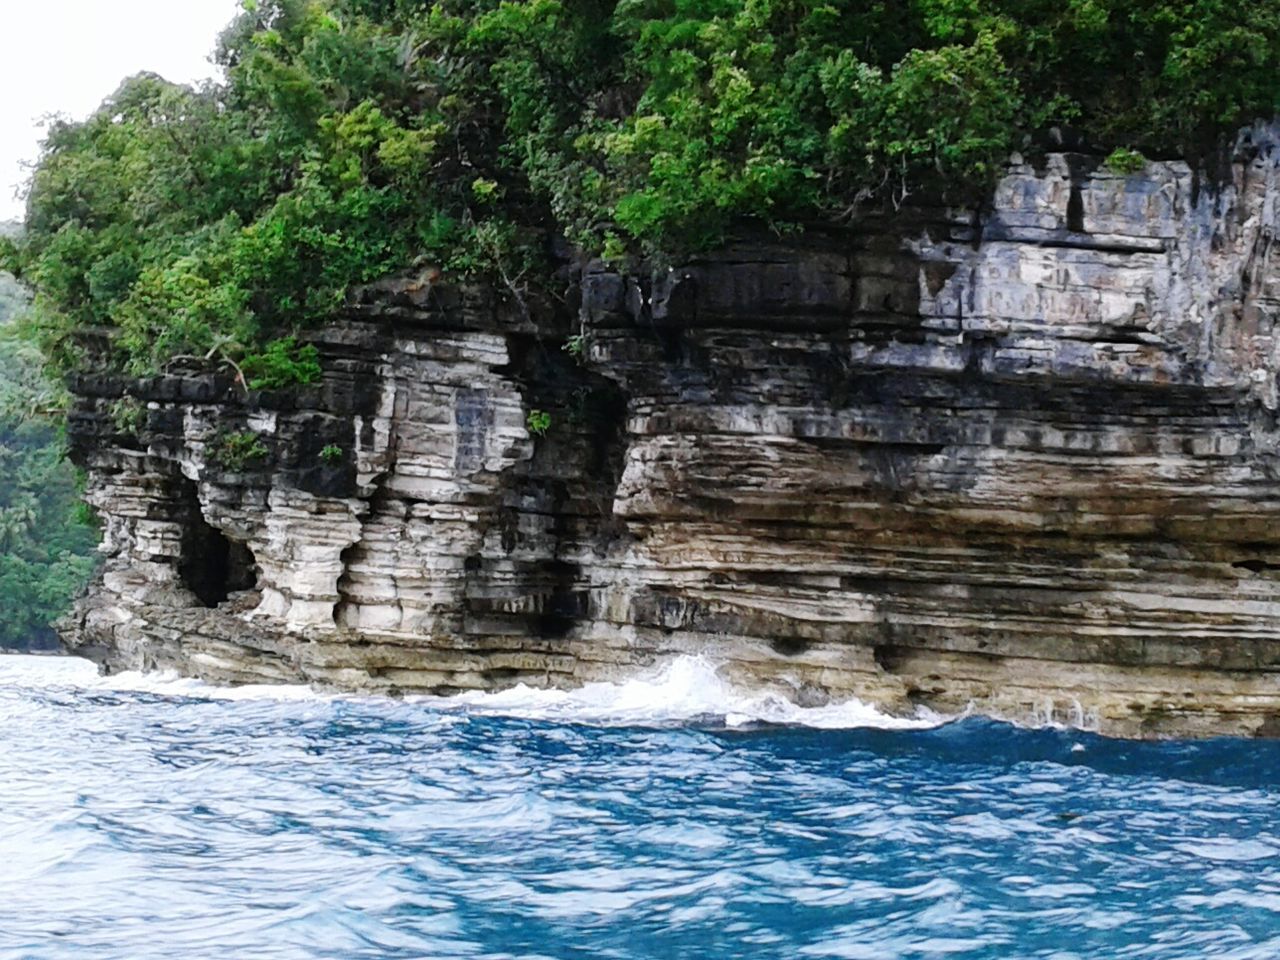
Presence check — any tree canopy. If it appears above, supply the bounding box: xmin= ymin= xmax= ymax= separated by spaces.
xmin=5 ymin=0 xmax=1280 ymax=377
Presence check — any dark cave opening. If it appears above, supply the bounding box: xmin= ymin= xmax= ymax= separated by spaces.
xmin=179 ymin=504 xmax=257 ymax=608
xmin=1067 ymin=182 xmax=1086 ymax=233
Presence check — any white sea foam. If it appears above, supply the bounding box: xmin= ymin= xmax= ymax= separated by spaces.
xmin=0 ymin=653 xmax=100 ymax=687
xmin=92 ymin=671 xmax=331 ymax=702
xmin=0 ymin=654 xmax=328 ymax=702
xmin=424 ymin=656 xmax=945 ymax=730
xmin=1 ymin=652 xmax=945 ymax=729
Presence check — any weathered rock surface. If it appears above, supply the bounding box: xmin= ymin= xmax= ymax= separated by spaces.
xmin=62 ymin=128 xmax=1280 ymax=737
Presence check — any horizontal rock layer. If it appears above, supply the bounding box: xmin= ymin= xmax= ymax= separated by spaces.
xmin=62 ymin=129 xmax=1280 ymax=738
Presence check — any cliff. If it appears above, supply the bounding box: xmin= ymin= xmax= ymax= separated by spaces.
xmin=61 ymin=130 xmax=1280 ymax=738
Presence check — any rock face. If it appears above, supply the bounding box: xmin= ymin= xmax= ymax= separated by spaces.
xmin=62 ymin=129 xmax=1280 ymax=737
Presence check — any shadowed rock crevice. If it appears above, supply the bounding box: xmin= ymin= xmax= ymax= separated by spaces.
xmin=177 ymin=488 xmax=258 ymax=608
xmin=333 ymin=540 xmax=365 ymax=630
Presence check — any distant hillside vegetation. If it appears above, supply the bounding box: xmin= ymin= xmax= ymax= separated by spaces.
xmin=0 ymin=223 xmax=98 ymax=651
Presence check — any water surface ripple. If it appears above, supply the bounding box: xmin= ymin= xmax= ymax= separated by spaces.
xmin=2 ymin=656 xmax=1279 ymax=959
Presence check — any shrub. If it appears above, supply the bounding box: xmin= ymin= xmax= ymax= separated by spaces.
xmin=526 ymin=409 xmax=552 ymax=437
xmin=241 ymin=337 xmax=322 ymax=391
xmin=319 ymin=443 xmax=343 ymax=464
xmin=212 ymin=430 xmax=269 ymax=471
xmin=1104 ymin=147 xmax=1148 ymax=175
xmin=108 ymin=396 xmax=145 ymax=435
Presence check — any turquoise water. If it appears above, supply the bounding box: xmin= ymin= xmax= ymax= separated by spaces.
xmin=2 ymin=655 xmax=1279 ymax=959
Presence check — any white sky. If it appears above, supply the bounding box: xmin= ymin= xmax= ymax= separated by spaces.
xmin=0 ymin=0 xmax=241 ymax=222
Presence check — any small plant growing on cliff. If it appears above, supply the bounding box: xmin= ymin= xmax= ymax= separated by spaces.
xmin=563 ymin=334 xmax=587 ymax=361
xmin=319 ymin=444 xmax=344 ymax=464
xmin=471 ymin=177 xmax=501 ymax=203
xmin=526 ymin=409 xmax=552 ymax=437
xmin=213 ymin=430 xmax=269 ymax=471
xmin=71 ymin=501 xmax=99 ymax=528
xmin=1104 ymin=147 xmax=1147 ymax=175
xmin=240 ymin=337 xmax=322 ymax=391
xmin=108 ymin=396 xmax=145 ymax=435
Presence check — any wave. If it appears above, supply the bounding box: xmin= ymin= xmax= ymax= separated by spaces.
xmin=1 ymin=653 xmax=943 ymax=730
xmin=425 ymin=656 xmax=945 ymax=730
xmin=0 ymin=654 xmax=328 ymax=702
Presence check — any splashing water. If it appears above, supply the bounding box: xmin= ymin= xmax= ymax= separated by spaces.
xmin=439 ymin=656 xmax=943 ymax=729
xmin=3 ymin=654 xmax=1279 ymax=959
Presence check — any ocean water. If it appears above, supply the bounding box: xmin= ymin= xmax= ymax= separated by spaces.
xmin=2 ymin=655 xmax=1279 ymax=959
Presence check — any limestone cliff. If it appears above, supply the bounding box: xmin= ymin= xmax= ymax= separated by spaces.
xmin=61 ymin=129 xmax=1280 ymax=737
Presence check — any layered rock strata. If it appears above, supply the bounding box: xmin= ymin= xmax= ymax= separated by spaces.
xmin=63 ymin=128 xmax=1280 ymax=737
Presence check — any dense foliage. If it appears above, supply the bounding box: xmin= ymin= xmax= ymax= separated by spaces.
xmin=5 ymin=0 xmax=1280 ymax=376
xmin=0 ymin=249 xmax=98 ymax=651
